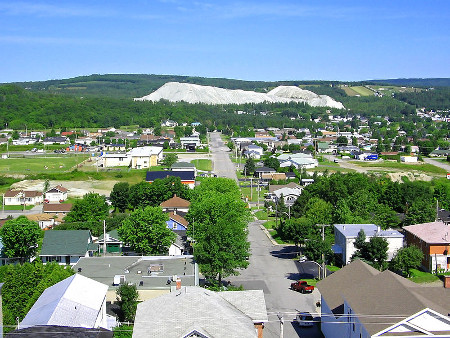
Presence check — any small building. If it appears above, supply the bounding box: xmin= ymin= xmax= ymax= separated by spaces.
xmin=171 ymin=162 xmax=197 ymax=175
xmin=166 ymin=212 xmax=189 ymax=231
xmin=133 ymin=287 xmax=268 ymax=338
xmin=333 ymin=224 xmax=404 ymax=265
xmin=20 ymin=274 xmax=115 ymax=330
xmin=3 ymin=190 xmax=43 ymax=206
xmin=26 ymin=213 xmax=56 ymax=229
xmin=254 ymin=166 xmax=276 ymax=178
xmin=267 ymin=182 xmax=302 ymax=206
xmin=43 ymin=203 xmax=72 ymax=214
xmin=40 ymin=230 xmax=98 ymax=265
xmin=43 ymin=137 xmax=69 ymax=145
xmin=128 ymin=146 xmax=163 ymax=169
xmin=160 ymin=195 xmax=190 ymax=214
xmin=180 ymin=136 xmax=201 ymax=149
xmin=146 ymin=171 xmax=196 ymax=189
xmin=400 ymin=155 xmax=418 ymax=163
xmin=98 ymin=153 xmax=130 ymax=167
xmin=45 ymin=185 xmax=68 ymax=203
xmin=403 ymin=221 xmax=450 ymax=272
xmin=96 ymin=229 xmax=123 ymax=254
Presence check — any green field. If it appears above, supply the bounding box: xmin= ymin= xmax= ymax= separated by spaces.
xmin=0 ymin=155 xmax=89 ymax=174
xmin=349 ymin=86 xmax=374 ymax=96
xmin=349 ymin=161 xmax=447 ymax=175
xmin=191 ymin=159 xmax=212 ymax=171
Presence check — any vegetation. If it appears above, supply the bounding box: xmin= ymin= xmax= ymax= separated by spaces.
xmin=116 ymin=284 xmax=139 ymax=323
xmin=0 ymin=261 xmax=74 ymax=334
xmin=186 ymin=178 xmax=251 ymax=287
xmin=0 ymin=216 xmax=42 ymax=262
xmin=390 ymin=245 xmax=424 ymax=277
xmin=118 ymin=206 xmax=175 ymax=255
xmin=64 ymin=192 xmax=110 ymax=223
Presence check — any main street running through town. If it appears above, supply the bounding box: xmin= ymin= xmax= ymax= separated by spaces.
xmin=209 ymin=132 xmax=322 ymax=338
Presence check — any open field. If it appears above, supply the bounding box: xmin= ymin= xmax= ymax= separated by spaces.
xmin=341 ymin=86 xmax=360 ymax=96
xmin=367 ymin=85 xmax=422 ymax=94
xmin=349 ymin=86 xmax=373 ymax=96
xmin=349 ymin=161 xmax=448 ymax=175
xmin=0 ymin=155 xmax=89 ymax=174
xmin=191 ymin=159 xmax=212 ymax=171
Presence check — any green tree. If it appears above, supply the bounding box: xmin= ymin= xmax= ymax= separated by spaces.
xmin=118 ymin=206 xmax=175 ymax=255
xmin=187 ymin=190 xmax=250 ymax=287
xmin=227 ymin=141 xmax=234 ymax=150
xmin=110 ymin=182 xmax=130 ymax=213
xmin=64 ymin=193 xmax=109 ymax=223
xmin=263 ymin=157 xmax=280 ymax=171
xmin=336 ymin=136 xmax=348 ymax=146
xmin=363 ymin=236 xmax=389 ymax=270
xmin=0 ymin=216 xmax=41 ymax=262
xmin=390 ymin=245 xmax=424 ymax=277
xmin=372 ymin=204 xmax=400 ymax=229
xmin=303 ymin=235 xmax=332 ymax=263
xmin=116 ymin=283 xmax=139 ymax=322
xmin=280 ymin=217 xmax=315 ymax=246
xmin=162 ymin=153 xmax=178 ymax=167
xmin=303 ymin=197 xmax=333 ymax=225
xmin=351 ymin=229 xmax=366 ymax=260
xmin=192 ymin=177 xmax=240 ymax=199
xmin=244 ymin=158 xmax=255 ymax=175
xmin=404 ymin=199 xmax=435 ymax=226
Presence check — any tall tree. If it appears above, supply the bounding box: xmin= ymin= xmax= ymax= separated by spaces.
xmin=187 ymin=190 xmax=250 ymax=287
xmin=0 ymin=216 xmax=41 ymax=262
xmin=363 ymin=236 xmax=389 ymax=270
xmin=116 ymin=283 xmax=139 ymax=322
xmin=110 ymin=182 xmax=130 ymax=213
xmin=244 ymin=158 xmax=255 ymax=175
xmin=162 ymin=153 xmax=178 ymax=168
xmin=390 ymin=245 xmax=424 ymax=277
xmin=64 ymin=192 xmax=109 ymax=223
xmin=118 ymin=206 xmax=175 ymax=255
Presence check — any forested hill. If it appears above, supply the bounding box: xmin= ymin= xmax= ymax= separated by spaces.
xmin=4 ymin=74 xmax=341 ymax=99
xmin=6 ymin=74 xmax=448 ymax=100
xmin=368 ymin=78 xmax=450 ymax=87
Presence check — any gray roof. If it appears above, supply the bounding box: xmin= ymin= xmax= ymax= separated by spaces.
xmin=171 ymin=161 xmax=196 ymax=168
xmin=73 ymin=256 xmax=197 ymax=290
xmin=7 ymin=326 xmax=113 ymax=338
xmin=20 ymin=274 xmax=108 ymax=329
xmin=40 ymin=230 xmax=94 ymax=256
xmin=133 ymin=287 xmax=267 ymax=338
xmin=317 ymin=260 xmax=450 ymax=336
xmin=334 ymin=224 xmax=404 ymax=239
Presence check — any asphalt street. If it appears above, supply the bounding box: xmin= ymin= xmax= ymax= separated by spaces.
xmin=209 ymin=133 xmax=322 ymax=337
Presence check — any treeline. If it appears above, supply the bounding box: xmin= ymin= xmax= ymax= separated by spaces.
xmin=394 ymin=87 xmax=450 ymax=111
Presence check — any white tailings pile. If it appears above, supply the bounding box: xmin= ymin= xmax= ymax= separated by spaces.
xmin=135 ymin=82 xmax=344 ymax=109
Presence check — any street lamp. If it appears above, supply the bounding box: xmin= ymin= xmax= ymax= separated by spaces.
xmin=309 ymin=260 xmax=324 ymax=280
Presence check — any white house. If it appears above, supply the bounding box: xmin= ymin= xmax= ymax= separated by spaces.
xmin=267 ymin=183 xmax=303 ymax=207
xmin=20 ymin=274 xmax=116 ymax=330
xmin=400 ymin=155 xmax=418 ymax=163
xmin=180 ymin=136 xmax=201 ymax=148
xmin=3 ymin=190 xmax=43 ymax=206
xmin=45 ymin=185 xmax=68 ymax=202
xmin=98 ymin=153 xmax=130 ymax=167
xmin=333 ymin=224 xmax=404 ymax=265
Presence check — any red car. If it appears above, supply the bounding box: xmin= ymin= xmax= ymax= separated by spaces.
xmin=290 ymin=280 xmax=314 ymax=293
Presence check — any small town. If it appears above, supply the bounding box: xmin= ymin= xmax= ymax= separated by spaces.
xmin=0 ymin=1 xmax=449 ymax=338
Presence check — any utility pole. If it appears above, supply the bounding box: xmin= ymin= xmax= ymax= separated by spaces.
xmin=250 ymin=177 xmax=253 ymax=201
xmin=103 ymin=220 xmax=107 ymax=257
xmin=317 ymin=224 xmax=331 ymax=279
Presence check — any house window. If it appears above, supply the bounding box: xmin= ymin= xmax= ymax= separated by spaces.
xmin=173 ymin=223 xmax=177 ymax=230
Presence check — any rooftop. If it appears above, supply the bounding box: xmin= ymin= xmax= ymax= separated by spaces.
xmin=40 ymin=230 xmax=94 ymax=256
xmin=334 ymin=223 xmax=404 ymax=238
xmin=403 ymin=221 xmax=450 ymax=244
xmin=160 ymin=195 xmax=191 ymax=208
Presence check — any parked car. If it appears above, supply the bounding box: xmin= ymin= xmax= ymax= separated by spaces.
xmin=298 ymin=255 xmax=307 ymax=262
xmin=295 ymin=312 xmax=314 ymax=327
xmin=290 ymin=280 xmax=314 ymax=293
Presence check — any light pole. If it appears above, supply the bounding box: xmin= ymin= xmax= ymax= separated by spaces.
xmin=310 ymin=260 xmax=323 ymax=280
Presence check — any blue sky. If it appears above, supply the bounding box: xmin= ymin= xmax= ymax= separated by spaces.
xmin=1 ymin=0 xmax=449 ymax=83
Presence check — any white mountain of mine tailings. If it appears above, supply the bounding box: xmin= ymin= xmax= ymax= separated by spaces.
xmin=134 ymin=82 xmax=344 ymax=109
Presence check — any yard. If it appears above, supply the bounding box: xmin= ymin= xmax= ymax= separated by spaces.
xmin=350 ymin=161 xmax=447 ymax=175
xmin=191 ymin=159 xmax=212 ymax=171
xmin=0 ymin=155 xmax=89 ymax=175
xmin=349 ymin=86 xmax=374 ymax=96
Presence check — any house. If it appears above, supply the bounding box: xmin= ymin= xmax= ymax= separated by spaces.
xmin=161 ymin=119 xmax=178 ymax=127
xmin=128 ymin=146 xmax=163 ymax=169
xmin=43 ymin=203 xmax=72 ymax=214
xmin=40 ymin=230 xmax=98 ymax=265
xmin=254 ymin=166 xmax=276 ymax=178
xmin=166 ymin=212 xmax=189 ymax=231
xmin=20 ymin=274 xmax=115 ymax=330
xmin=180 ymin=136 xmax=201 ymax=149
xmin=333 ymin=224 xmax=404 ymax=265
xmin=96 ymin=229 xmax=123 ymax=254
xmin=301 ymin=178 xmax=314 ymax=186
xmin=12 ymin=137 xmax=36 ymax=146
xmin=133 ymin=287 xmax=268 ymax=338
xmin=73 ymin=256 xmax=199 ymax=293
xmin=45 ymin=185 xmax=68 ymax=202
xmin=43 ymin=137 xmax=69 ymax=145
xmin=171 ymin=161 xmax=197 ymax=175
xmin=403 ymin=221 xmax=450 ymax=272
xmin=160 ymin=195 xmax=190 ymax=214
xmin=260 ymin=172 xmax=286 ymax=182
xmin=146 ymin=171 xmax=196 ymax=189
xmin=267 ymin=182 xmax=302 ymax=206
xmin=0 ymin=238 xmax=22 ymax=266
xmin=26 ymin=213 xmax=56 ymax=229
xmin=104 ymin=144 xmax=126 ymax=152
xmin=3 ymin=190 xmax=43 ymax=206
xmin=316 ymin=259 xmax=450 ymax=338
xmin=97 ymin=153 xmax=130 ymax=167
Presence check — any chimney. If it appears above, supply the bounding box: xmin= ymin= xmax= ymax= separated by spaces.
xmin=444 ymin=276 xmax=450 ymax=289
xmin=176 ymin=278 xmax=182 ymax=290
xmin=377 ymin=226 xmax=381 ymax=233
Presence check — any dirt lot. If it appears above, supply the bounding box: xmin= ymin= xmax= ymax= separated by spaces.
xmin=10 ymin=179 xmax=118 ymax=198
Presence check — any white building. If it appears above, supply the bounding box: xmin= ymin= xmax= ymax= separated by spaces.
xmin=400 ymin=155 xmax=418 ymax=163
xmin=128 ymin=146 xmax=163 ymax=169
xmin=333 ymin=224 xmax=404 ymax=265
xmin=3 ymin=190 xmax=43 ymax=206
xmin=44 ymin=185 xmax=68 ymax=202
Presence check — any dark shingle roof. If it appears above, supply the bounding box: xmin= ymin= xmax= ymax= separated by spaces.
xmin=146 ymin=170 xmax=195 ymax=182
xmin=6 ymin=326 xmax=112 ymax=338
xmin=160 ymin=195 xmax=191 ymax=208
xmin=40 ymin=230 xmax=93 ymax=256
xmin=43 ymin=203 xmax=72 ymax=213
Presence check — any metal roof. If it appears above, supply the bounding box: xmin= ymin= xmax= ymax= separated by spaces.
xmin=40 ymin=230 xmax=93 ymax=256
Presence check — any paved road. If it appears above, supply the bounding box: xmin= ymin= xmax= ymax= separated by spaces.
xmin=0 ymin=204 xmax=43 ymax=219
xmin=208 ymin=132 xmax=238 ymax=182
xmin=423 ymin=157 xmax=450 ymax=172
xmin=227 ymin=220 xmax=322 ymax=338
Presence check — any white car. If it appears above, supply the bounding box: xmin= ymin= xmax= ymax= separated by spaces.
xmin=295 ymin=312 xmax=314 ymax=327
xmin=298 ymin=255 xmax=308 ymax=262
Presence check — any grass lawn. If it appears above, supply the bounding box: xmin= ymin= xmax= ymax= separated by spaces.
xmin=191 ymin=159 xmax=212 ymax=171
xmin=0 ymin=155 xmax=89 ymax=174
xmin=350 ymin=86 xmax=373 ymax=96
xmin=307 ymin=166 xmax=355 ymax=173
xmin=1 ymin=205 xmax=34 ymax=211
xmin=254 ymin=210 xmax=269 ymax=220
xmin=326 ymin=265 xmax=341 ymax=272
xmin=409 ymin=269 xmax=440 ymax=284
xmin=269 ymin=229 xmax=286 ymax=244
xmin=240 ymin=186 xmax=264 ymax=203
xmin=299 ymin=278 xmax=319 ymax=286
xmin=350 ymin=161 xmax=447 ymax=175
xmin=264 ymin=220 xmax=276 ymax=230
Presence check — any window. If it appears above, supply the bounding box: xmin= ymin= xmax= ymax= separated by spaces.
xmin=173 ymin=223 xmax=177 ymax=230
